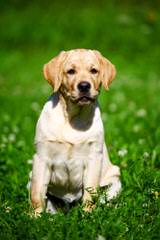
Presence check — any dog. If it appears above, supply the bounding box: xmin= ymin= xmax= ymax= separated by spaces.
xmin=30 ymin=49 xmax=121 ymax=216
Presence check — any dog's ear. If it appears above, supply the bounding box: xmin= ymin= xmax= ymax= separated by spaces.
xmin=94 ymin=50 xmax=116 ymax=90
xmin=43 ymin=51 xmax=66 ymax=92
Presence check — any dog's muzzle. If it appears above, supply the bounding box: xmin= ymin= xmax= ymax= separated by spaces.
xmin=76 ymin=81 xmax=94 ymax=105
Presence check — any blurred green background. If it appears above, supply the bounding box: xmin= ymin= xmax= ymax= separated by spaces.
xmin=1 ymin=0 xmax=160 ymax=151
xmin=1 ymin=0 xmax=160 ymax=97
xmin=0 ymin=1 xmax=160 ymax=239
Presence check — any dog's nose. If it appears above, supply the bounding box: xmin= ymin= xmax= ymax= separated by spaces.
xmin=77 ymin=81 xmax=91 ymax=92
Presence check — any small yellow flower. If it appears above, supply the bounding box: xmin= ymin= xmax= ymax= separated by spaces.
xmin=153 ymin=191 xmax=160 ymax=199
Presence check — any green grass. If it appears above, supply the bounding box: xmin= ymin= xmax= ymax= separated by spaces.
xmin=0 ymin=1 xmax=160 ymax=239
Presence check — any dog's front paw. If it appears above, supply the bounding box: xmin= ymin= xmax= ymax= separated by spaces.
xmin=83 ymin=201 xmax=95 ymax=212
xmin=29 ymin=206 xmax=43 ymax=218
xmin=34 ymin=207 xmax=43 ymax=217
xmin=107 ymin=177 xmax=121 ymax=200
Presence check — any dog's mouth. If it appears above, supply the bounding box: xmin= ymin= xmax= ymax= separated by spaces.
xmin=76 ymin=95 xmax=95 ymax=105
xmin=69 ymin=91 xmax=98 ymax=105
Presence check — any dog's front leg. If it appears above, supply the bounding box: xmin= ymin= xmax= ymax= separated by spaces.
xmin=82 ymin=142 xmax=103 ymax=211
xmin=31 ymin=154 xmax=51 ymax=216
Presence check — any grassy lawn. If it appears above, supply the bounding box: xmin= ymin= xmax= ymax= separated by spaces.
xmin=0 ymin=1 xmax=160 ymax=239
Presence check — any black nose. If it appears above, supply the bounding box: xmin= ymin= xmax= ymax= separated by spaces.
xmin=77 ymin=81 xmax=91 ymax=92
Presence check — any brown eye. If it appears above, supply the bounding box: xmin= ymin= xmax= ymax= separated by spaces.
xmin=90 ymin=68 xmax=98 ymax=74
xmin=67 ymin=69 xmax=76 ymax=75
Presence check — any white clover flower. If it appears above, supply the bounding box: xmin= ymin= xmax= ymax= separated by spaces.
xmin=17 ymin=140 xmax=25 ymax=147
xmin=3 ymin=114 xmax=10 ymax=122
xmin=142 ymin=203 xmax=148 ymax=208
xmin=5 ymin=206 xmax=12 ymax=213
xmin=26 ymin=181 xmax=31 ymax=190
xmin=136 ymin=108 xmax=147 ymax=118
xmin=99 ymin=195 xmax=106 ymax=204
xmin=1 ymin=135 xmax=8 ymax=143
xmin=27 ymin=159 xmax=33 ymax=165
xmin=109 ymin=103 xmax=117 ymax=113
xmin=0 ymin=143 xmax=6 ymax=149
xmin=97 ymin=235 xmax=106 ymax=240
xmin=26 ymin=171 xmax=32 ymax=189
xmin=138 ymin=138 xmax=145 ymax=145
xmin=133 ymin=124 xmax=141 ymax=133
xmin=117 ymin=14 xmax=134 ymax=25
xmin=41 ymin=84 xmax=50 ymax=94
xmin=118 ymin=149 xmax=128 ymax=157
xmin=29 ymin=171 xmax=32 ymax=178
xmin=101 ymin=112 xmax=108 ymax=122
xmin=143 ymin=152 xmax=150 ymax=158
xmin=12 ymin=125 xmax=19 ymax=133
xmin=31 ymin=102 xmax=40 ymax=112
xmin=8 ymin=133 xmax=16 ymax=142
xmin=48 ymin=217 xmax=54 ymax=222
xmin=114 ymin=92 xmax=125 ymax=103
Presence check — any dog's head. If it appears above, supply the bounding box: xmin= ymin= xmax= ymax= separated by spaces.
xmin=43 ymin=49 xmax=116 ymax=105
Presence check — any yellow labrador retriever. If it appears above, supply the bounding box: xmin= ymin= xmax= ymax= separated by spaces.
xmin=30 ymin=49 xmax=121 ymax=216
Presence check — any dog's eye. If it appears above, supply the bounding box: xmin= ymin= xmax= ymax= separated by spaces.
xmin=90 ymin=68 xmax=98 ymax=74
xmin=67 ymin=69 xmax=76 ymax=75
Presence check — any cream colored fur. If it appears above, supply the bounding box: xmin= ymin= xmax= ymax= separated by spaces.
xmin=30 ymin=49 xmax=121 ymax=216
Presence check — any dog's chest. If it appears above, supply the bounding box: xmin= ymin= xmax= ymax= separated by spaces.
xmin=35 ymin=97 xmax=103 ymax=144
xmin=47 ymin=140 xmax=92 ymax=202
xmin=49 ymin=138 xmax=91 ymax=181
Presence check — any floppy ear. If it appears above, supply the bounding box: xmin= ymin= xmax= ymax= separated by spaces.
xmin=94 ymin=50 xmax=116 ymax=90
xmin=43 ymin=51 xmax=66 ymax=92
